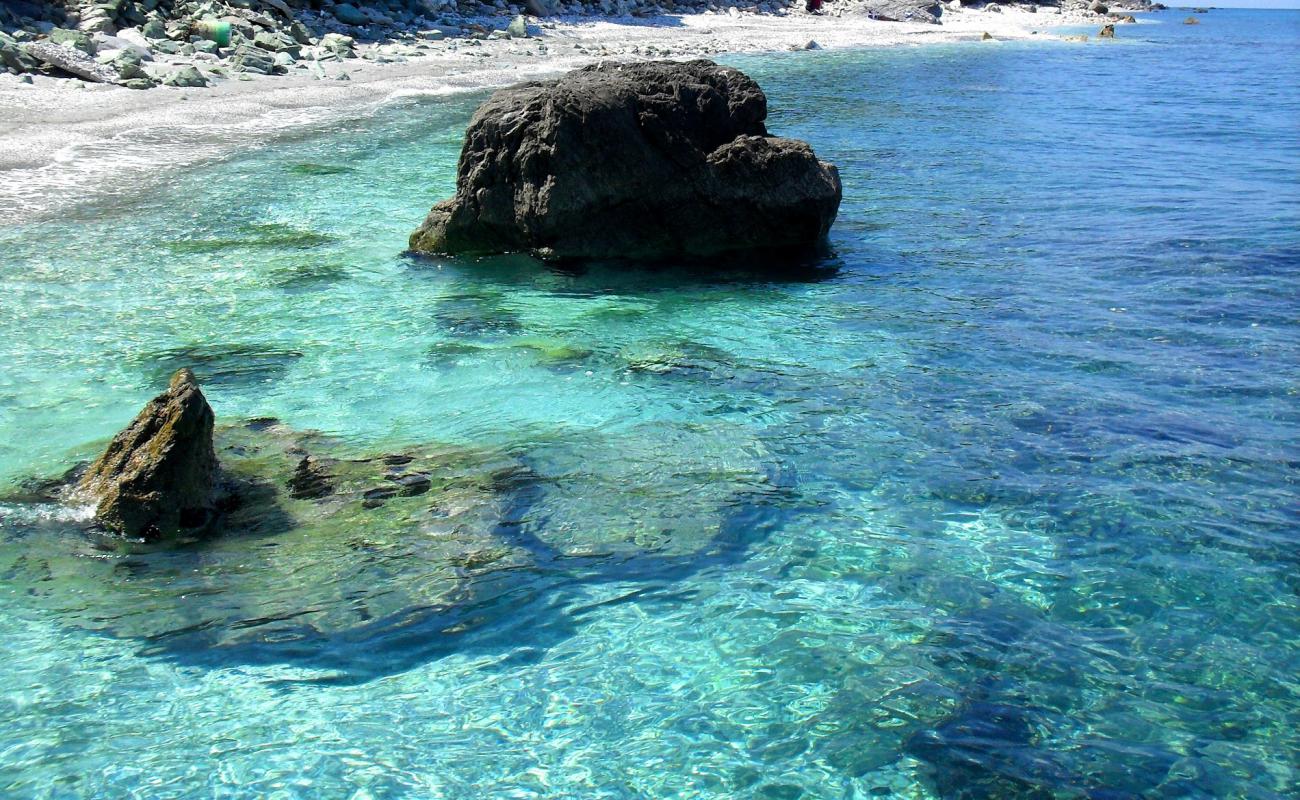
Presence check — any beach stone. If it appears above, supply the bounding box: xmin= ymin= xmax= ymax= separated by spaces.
xmin=23 ymin=40 xmax=119 ymax=82
xmin=76 ymin=369 xmax=218 ymax=541
xmin=526 ymin=0 xmax=558 ymax=14
xmin=1088 ymin=0 xmax=1108 ymax=12
xmin=96 ymin=31 xmax=152 ymax=59
xmin=507 ymin=14 xmax=529 ymax=37
xmin=140 ymin=18 xmax=166 ymax=40
xmin=1098 ymin=23 xmax=1115 ymax=37
xmin=288 ymin=21 xmax=314 ymax=45
xmin=78 ymin=10 xmax=116 ymax=34
xmin=409 ymin=59 xmax=841 ymax=263
xmin=231 ymin=44 xmax=275 ymax=74
xmin=115 ymin=58 xmax=151 ymax=81
xmin=49 ymin=27 xmax=95 ymax=55
xmin=856 ymin=0 xmax=942 ymax=23
xmin=332 ymin=3 xmax=370 ymax=25
xmin=164 ymin=64 xmax=206 ymax=86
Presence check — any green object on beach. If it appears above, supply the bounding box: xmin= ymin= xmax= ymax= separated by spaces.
xmin=194 ymin=19 xmax=231 ymax=47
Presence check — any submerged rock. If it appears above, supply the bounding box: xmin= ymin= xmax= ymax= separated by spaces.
xmin=287 ymin=455 xmax=334 ymax=500
xmin=409 ymin=60 xmax=842 ymax=263
xmin=1098 ymin=23 xmax=1116 ymax=38
xmin=76 ymin=368 xmax=218 ymax=540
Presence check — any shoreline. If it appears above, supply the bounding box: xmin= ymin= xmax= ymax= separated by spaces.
xmin=0 ymin=8 xmax=1113 ymax=223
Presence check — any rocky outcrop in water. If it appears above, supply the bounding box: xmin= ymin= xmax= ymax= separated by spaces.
xmin=76 ymin=368 xmax=218 ymax=541
xmin=409 ymin=60 xmax=842 ymax=262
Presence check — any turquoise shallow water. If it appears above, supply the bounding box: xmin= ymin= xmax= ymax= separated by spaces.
xmin=2 ymin=9 xmax=1298 ymax=798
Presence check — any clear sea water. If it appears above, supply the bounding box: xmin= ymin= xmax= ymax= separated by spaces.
xmin=1 ymin=9 xmax=1298 ymax=798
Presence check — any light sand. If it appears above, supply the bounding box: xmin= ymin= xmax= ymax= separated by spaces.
xmin=0 ymin=8 xmax=1106 ymax=221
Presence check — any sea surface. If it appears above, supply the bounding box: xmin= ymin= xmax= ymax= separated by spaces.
xmin=1 ymin=9 xmax=1297 ymax=798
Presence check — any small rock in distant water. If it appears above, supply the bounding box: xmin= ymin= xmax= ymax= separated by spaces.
xmin=76 ymin=369 xmax=219 ymax=541
xmin=392 ymin=473 xmax=433 ymax=497
xmin=1184 ymin=15 xmax=1200 ymax=24
xmin=231 ymin=45 xmax=276 ymax=75
xmin=1098 ymin=23 xmax=1115 ymax=38
xmin=1111 ymin=13 xmax=1137 ymax=23
xmin=141 ymin=18 xmax=168 ymax=41
xmin=981 ymin=31 xmax=994 ymax=40
xmin=288 ymin=163 xmax=357 ymax=176
xmin=49 ymin=28 xmax=95 ymax=55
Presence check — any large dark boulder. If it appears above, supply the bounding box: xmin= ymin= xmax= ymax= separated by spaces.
xmin=409 ymin=60 xmax=842 ymax=263
xmin=76 ymin=368 xmax=218 ymax=540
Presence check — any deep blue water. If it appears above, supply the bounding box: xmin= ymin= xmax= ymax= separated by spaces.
xmin=1 ymin=9 xmax=1297 ymax=798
